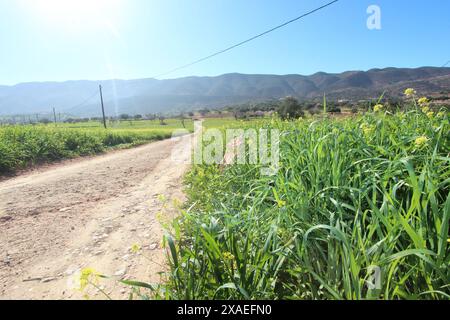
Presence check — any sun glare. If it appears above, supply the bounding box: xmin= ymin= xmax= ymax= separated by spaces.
xmin=23 ymin=0 xmax=122 ymax=33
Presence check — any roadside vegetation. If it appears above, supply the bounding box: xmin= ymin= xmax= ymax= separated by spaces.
xmin=0 ymin=126 xmax=178 ymax=174
xmin=137 ymin=91 xmax=449 ymax=300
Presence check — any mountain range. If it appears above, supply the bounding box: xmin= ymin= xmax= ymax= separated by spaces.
xmin=0 ymin=67 xmax=449 ymax=116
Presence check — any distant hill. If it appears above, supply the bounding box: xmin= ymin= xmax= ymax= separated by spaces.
xmin=0 ymin=67 xmax=449 ymax=116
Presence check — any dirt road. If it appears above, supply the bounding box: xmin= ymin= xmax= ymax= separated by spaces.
xmin=0 ymin=136 xmax=191 ymax=300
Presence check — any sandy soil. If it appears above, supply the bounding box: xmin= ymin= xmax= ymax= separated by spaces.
xmin=0 ymin=136 xmax=191 ymax=300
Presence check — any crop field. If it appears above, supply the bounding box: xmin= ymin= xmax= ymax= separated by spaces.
xmin=154 ymin=103 xmax=449 ymax=300
xmin=0 ymin=120 xmax=192 ymax=174
xmin=56 ymin=118 xmax=195 ymax=130
xmin=0 ymin=117 xmax=260 ymax=174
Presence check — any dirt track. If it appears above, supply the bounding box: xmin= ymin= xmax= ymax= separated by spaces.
xmin=0 ymin=137 xmax=191 ymax=300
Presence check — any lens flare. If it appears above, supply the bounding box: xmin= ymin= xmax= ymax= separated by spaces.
xmin=23 ymin=0 xmax=122 ymax=33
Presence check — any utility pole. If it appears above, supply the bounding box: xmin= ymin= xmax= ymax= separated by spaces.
xmin=53 ymin=107 xmax=57 ymax=126
xmin=99 ymin=85 xmax=107 ymax=129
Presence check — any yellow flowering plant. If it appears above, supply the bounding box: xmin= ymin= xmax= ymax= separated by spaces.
xmin=414 ymin=136 xmax=429 ymax=148
xmin=79 ymin=268 xmax=100 ymax=291
xmin=131 ymin=243 xmax=141 ymax=254
xmin=418 ymin=97 xmax=429 ymax=106
xmin=404 ymin=88 xmax=416 ymax=97
xmin=360 ymin=123 xmax=375 ymax=136
xmin=373 ymin=104 xmax=384 ymax=112
xmin=223 ymin=252 xmax=235 ymax=261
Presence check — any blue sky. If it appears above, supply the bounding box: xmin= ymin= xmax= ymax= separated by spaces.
xmin=0 ymin=0 xmax=449 ymax=85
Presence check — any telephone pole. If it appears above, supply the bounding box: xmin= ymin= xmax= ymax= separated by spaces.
xmin=53 ymin=107 xmax=57 ymax=126
xmin=99 ymin=85 xmax=107 ymax=129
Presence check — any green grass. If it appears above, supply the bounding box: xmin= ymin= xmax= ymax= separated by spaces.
xmin=0 ymin=123 xmax=185 ymax=174
xmin=57 ymin=118 xmax=195 ymax=130
xmin=149 ymin=108 xmax=449 ymax=300
xmin=202 ymin=117 xmax=252 ymax=129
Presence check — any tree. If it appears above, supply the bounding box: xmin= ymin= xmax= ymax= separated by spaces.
xmin=326 ymin=102 xmax=342 ymax=113
xmin=277 ymin=97 xmax=304 ymax=120
xmin=120 ymin=114 xmax=130 ymax=120
xmin=134 ymin=114 xmax=143 ymax=120
xmin=158 ymin=114 xmax=167 ymax=126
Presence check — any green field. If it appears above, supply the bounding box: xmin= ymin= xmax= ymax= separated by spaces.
xmin=0 ymin=119 xmax=192 ymax=174
xmin=154 ymin=106 xmax=449 ymax=300
xmin=55 ymin=118 xmax=195 ymax=130
xmin=0 ymin=117 xmax=257 ymax=174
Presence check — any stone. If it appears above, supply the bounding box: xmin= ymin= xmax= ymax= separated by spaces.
xmin=0 ymin=216 xmax=13 ymax=223
xmin=114 ymin=269 xmax=126 ymax=277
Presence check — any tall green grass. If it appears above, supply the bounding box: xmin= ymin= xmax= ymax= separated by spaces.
xmin=153 ymin=109 xmax=449 ymax=300
xmin=0 ymin=126 xmax=173 ymax=173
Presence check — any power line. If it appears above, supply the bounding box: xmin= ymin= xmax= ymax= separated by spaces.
xmin=442 ymin=60 xmax=450 ymax=67
xmin=66 ymin=90 xmax=99 ymax=111
xmin=152 ymin=0 xmax=340 ymax=79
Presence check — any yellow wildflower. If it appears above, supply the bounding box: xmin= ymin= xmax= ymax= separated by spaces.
xmin=223 ymin=252 xmax=235 ymax=261
xmin=373 ymin=104 xmax=384 ymax=112
xmin=414 ymin=136 xmax=429 ymax=148
xmin=131 ymin=243 xmax=141 ymax=254
xmin=418 ymin=97 xmax=429 ymax=106
xmin=157 ymin=194 xmax=166 ymax=202
xmin=276 ymin=199 xmax=286 ymax=208
xmin=421 ymin=106 xmax=430 ymax=113
xmin=437 ymin=111 xmax=446 ymax=118
xmin=360 ymin=123 xmax=375 ymax=136
xmin=404 ymin=88 xmax=416 ymax=96
xmin=426 ymin=111 xmax=434 ymax=119
xmin=79 ymin=268 xmax=100 ymax=291
xmin=172 ymin=198 xmax=182 ymax=208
